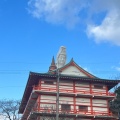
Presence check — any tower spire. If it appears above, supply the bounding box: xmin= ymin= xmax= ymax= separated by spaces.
xmin=48 ymin=56 xmax=57 ymax=72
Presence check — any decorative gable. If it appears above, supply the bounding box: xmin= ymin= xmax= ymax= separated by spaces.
xmin=61 ymin=65 xmax=87 ymax=77
xmin=59 ymin=58 xmax=96 ymax=78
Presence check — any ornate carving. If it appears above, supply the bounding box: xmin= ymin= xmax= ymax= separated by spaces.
xmin=56 ymin=46 xmax=66 ymax=68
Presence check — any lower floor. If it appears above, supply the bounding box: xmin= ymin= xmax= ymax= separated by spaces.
xmin=37 ymin=117 xmax=117 ymax=120
xmin=27 ymin=112 xmax=118 ymax=120
xmin=21 ymin=93 xmax=117 ymax=120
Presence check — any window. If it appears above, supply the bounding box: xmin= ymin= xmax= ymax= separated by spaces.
xmin=79 ymin=105 xmax=88 ymax=112
xmin=94 ymin=85 xmax=103 ymax=89
xmin=44 ymin=81 xmax=54 ymax=85
xmin=61 ymin=104 xmax=71 ymax=112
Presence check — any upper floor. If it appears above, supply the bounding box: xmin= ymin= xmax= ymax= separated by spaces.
xmin=33 ymin=79 xmax=115 ymax=98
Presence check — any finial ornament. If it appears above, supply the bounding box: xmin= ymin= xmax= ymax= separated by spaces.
xmin=56 ymin=46 xmax=66 ymax=68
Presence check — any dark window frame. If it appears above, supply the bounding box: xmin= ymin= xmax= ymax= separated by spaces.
xmin=79 ymin=105 xmax=88 ymax=112
xmin=44 ymin=81 xmax=54 ymax=85
xmin=61 ymin=104 xmax=71 ymax=112
xmin=94 ymin=85 xmax=103 ymax=89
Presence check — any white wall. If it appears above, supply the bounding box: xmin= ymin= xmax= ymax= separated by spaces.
xmin=92 ymin=99 xmax=108 ymax=113
xmin=61 ymin=66 xmax=87 ymax=77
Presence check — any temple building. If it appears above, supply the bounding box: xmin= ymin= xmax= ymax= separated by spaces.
xmin=19 ymin=46 xmax=120 ymax=120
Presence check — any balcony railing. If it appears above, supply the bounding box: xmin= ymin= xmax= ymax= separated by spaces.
xmin=31 ymin=98 xmax=113 ymax=117
xmin=32 ymin=107 xmax=112 ymax=116
xmin=33 ymin=85 xmax=115 ymax=97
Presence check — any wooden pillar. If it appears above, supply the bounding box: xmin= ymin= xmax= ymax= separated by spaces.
xmin=90 ymin=97 xmax=93 ymax=115
xmin=89 ymin=82 xmax=92 ymax=94
xmin=106 ymin=85 xmax=108 ymax=96
xmin=37 ymin=95 xmax=40 ymax=112
xmin=73 ymin=81 xmax=76 ymax=113
xmin=38 ymin=80 xmax=41 ymax=112
xmin=106 ymin=85 xmax=110 ymax=116
xmin=106 ymin=99 xmax=110 ymax=116
xmin=39 ymin=80 xmax=41 ymax=90
xmin=90 ymin=83 xmax=93 ymax=115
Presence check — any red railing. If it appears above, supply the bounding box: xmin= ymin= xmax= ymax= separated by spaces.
xmin=32 ymin=98 xmax=113 ymax=117
xmin=33 ymin=86 xmax=115 ymax=97
xmin=32 ymin=107 xmax=112 ymax=116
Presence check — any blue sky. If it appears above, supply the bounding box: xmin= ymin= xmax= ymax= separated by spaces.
xmin=0 ymin=0 xmax=120 ymax=99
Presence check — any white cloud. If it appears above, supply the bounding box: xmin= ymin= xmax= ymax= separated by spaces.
xmin=27 ymin=0 xmax=120 ymax=46
xmin=87 ymin=10 xmax=120 ymax=46
xmin=115 ymin=67 xmax=120 ymax=72
xmin=87 ymin=0 xmax=120 ymax=46
xmin=112 ymin=66 xmax=120 ymax=72
xmin=116 ymin=67 xmax=120 ymax=71
xmin=27 ymin=0 xmax=88 ymax=28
